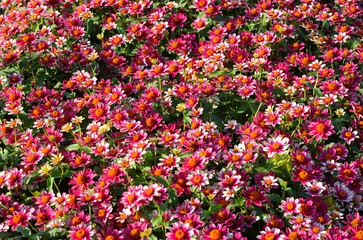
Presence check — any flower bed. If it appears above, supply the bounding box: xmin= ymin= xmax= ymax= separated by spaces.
xmin=0 ymin=0 xmax=362 ymax=239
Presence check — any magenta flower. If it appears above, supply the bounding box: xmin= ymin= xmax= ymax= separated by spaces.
xmin=257 ymin=227 xmax=283 ymax=240
xmin=308 ymin=118 xmax=335 ymax=141
xmin=6 ymin=206 xmax=34 ymax=231
xmin=68 ymin=222 xmax=95 ymax=240
xmin=69 ymin=169 xmax=96 ymax=193
xmin=242 ymin=186 xmax=268 ymax=207
xmin=201 ymin=223 xmax=229 ymax=240
xmin=339 ymin=127 xmax=358 ymax=145
xmin=279 ymin=197 xmax=301 ymax=217
xmin=262 ymin=135 xmax=289 ymax=158
xmin=166 ymin=222 xmax=194 ymax=240
xmin=88 ymin=103 xmax=110 ymax=123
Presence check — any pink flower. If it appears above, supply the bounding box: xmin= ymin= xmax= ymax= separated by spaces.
xmin=320 ymin=47 xmax=343 ymax=63
xmin=121 ymin=186 xmax=147 ymax=211
xmin=88 ymin=103 xmax=110 ymax=123
xmin=263 ymin=136 xmax=289 ymax=158
xmin=34 ymin=191 xmax=55 ymax=207
xmin=6 ymin=206 xmax=34 ymax=231
xmin=142 ymin=183 xmax=168 ymax=204
xmin=201 ymin=223 xmax=229 ymax=240
xmin=92 ymin=204 xmax=113 ymax=225
xmin=339 ymin=127 xmax=358 ymax=145
xmin=192 ymin=17 xmax=208 ymax=30
xmin=68 ymin=222 xmax=95 ymax=240
xmin=333 ymin=182 xmax=354 ymax=202
xmin=279 ymin=197 xmax=301 ymax=217
xmin=166 ymin=222 xmax=194 ymax=240
xmin=5 ymin=168 xmax=25 ymax=190
xmin=257 ymin=227 xmax=283 ymax=240
xmin=337 ymin=162 xmax=358 ymax=183
xmin=187 ymin=170 xmax=210 ymax=189
xmin=102 ymin=163 xmax=125 ymax=183
xmin=308 ymin=118 xmax=335 ymax=141
xmin=69 ymin=169 xmax=97 ymax=193
xmin=242 ymin=186 xmax=268 ymax=207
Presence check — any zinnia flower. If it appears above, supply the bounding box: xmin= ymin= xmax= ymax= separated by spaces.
xmin=308 ymin=118 xmax=334 ymax=141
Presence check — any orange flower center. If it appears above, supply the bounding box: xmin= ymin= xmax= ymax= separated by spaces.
xmin=165 ymin=158 xmax=174 ymax=165
xmin=174 ymin=229 xmax=185 ymax=239
xmin=95 ymin=108 xmax=105 ymax=117
xmin=327 ymin=83 xmax=336 ymax=90
xmin=316 ymin=124 xmax=326 ymax=133
xmin=250 ymin=131 xmax=258 ymax=139
xmin=271 ymin=142 xmax=280 ymax=151
xmin=326 ymin=50 xmax=335 ymax=59
xmin=105 ymin=236 xmax=115 ymax=240
xmin=249 ymin=191 xmax=261 ymax=200
xmin=72 ymin=217 xmax=82 ymax=225
xmin=145 ymin=188 xmax=154 ymax=196
xmin=98 ymin=209 xmax=106 ymax=217
xmin=76 ymin=174 xmax=87 ymax=184
xmin=351 ymin=218 xmax=361 ymax=227
xmin=338 ymin=191 xmax=346 ymax=198
xmin=114 ymin=113 xmax=125 ymax=122
xmin=76 ymin=229 xmax=86 ymax=239
xmin=41 ymin=195 xmax=51 ymax=204
xmin=301 ymin=57 xmax=310 ymax=65
xmin=225 ymin=178 xmax=234 ymax=186
xmin=37 ymin=212 xmax=48 ymax=222
xmin=265 ymin=233 xmax=275 ymax=240
xmin=175 ymin=178 xmax=186 ymax=189
xmin=12 ymin=214 xmax=24 ymax=224
xmin=344 ymin=132 xmax=352 ymax=138
xmin=146 ymin=118 xmax=156 ymax=127
xmin=288 ymin=231 xmax=299 ymax=240
xmin=355 ymin=231 xmax=363 ymax=240
xmin=179 ymin=208 xmax=188 ymax=215
xmin=210 ymin=229 xmax=222 ymax=240
xmin=286 ymin=202 xmax=295 ymax=210
xmin=127 ymin=194 xmax=136 ymax=203
xmin=188 ymin=158 xmax=198 ymax=167
xmin=342 ymin=169 xmax=352 ymax=177
xmin=193 ymin=176 xmax=202 ymax=184
xmin=299 ymin=170 xmax=309 ymax=180
xmin=154 ymin=169 xmax=163 ymax=176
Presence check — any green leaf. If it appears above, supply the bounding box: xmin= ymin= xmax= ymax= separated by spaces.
xmin=47 ymin=177 xmax=54 ymax=192
xmin=66 ymin=144 xmax=80 ymax=151
xmin=271 ymin=88 xmax=285 ymax=98
xmin=226 ymin=199 xmax=243 ymax=209
xmin=150 ymin=216 xmax=163 ymax=227
xmin=147 ymin=235 xmax=159 ymax=240
xmin=280 ymin=39 xmax=288 ymax=51
xmin=269 ymin=193 xmax=281 ymax=203
xmin=210 ymin=204 xmax=223 ymax=213
xmin=16 ymin=226 xmax=31 ymax=238
xmin=44 ymin=228 xmax=63 ymax=238
xmin=167 ymin=188 xmax=178 ymax=206
xmin=29 ymin=230 xmax=44 ymax=240
xmin=194 ymin=72 xmax=205 ymax=79
xmin=80 ymin=146 xmax=92 ymax=154
xmin=3 ymin=236 xmax=23 ymax=240
xmin=50 ymin=170 xmax=62 ymax=178
xmin=0 ymin=232 xmax=18 ymax=239
xmin=201 ymin=210 xmax=211 ymax=219
xmin=150 ymin=175 xmax=170 ymax=187
xmin=236 ymin=105 xmax=247 ymax=114
xmin=208 ymin=70 xmax=227 ymax=78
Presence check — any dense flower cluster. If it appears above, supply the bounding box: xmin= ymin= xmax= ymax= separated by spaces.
xmin=0 ymin=0 xmax=362 ymax=239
